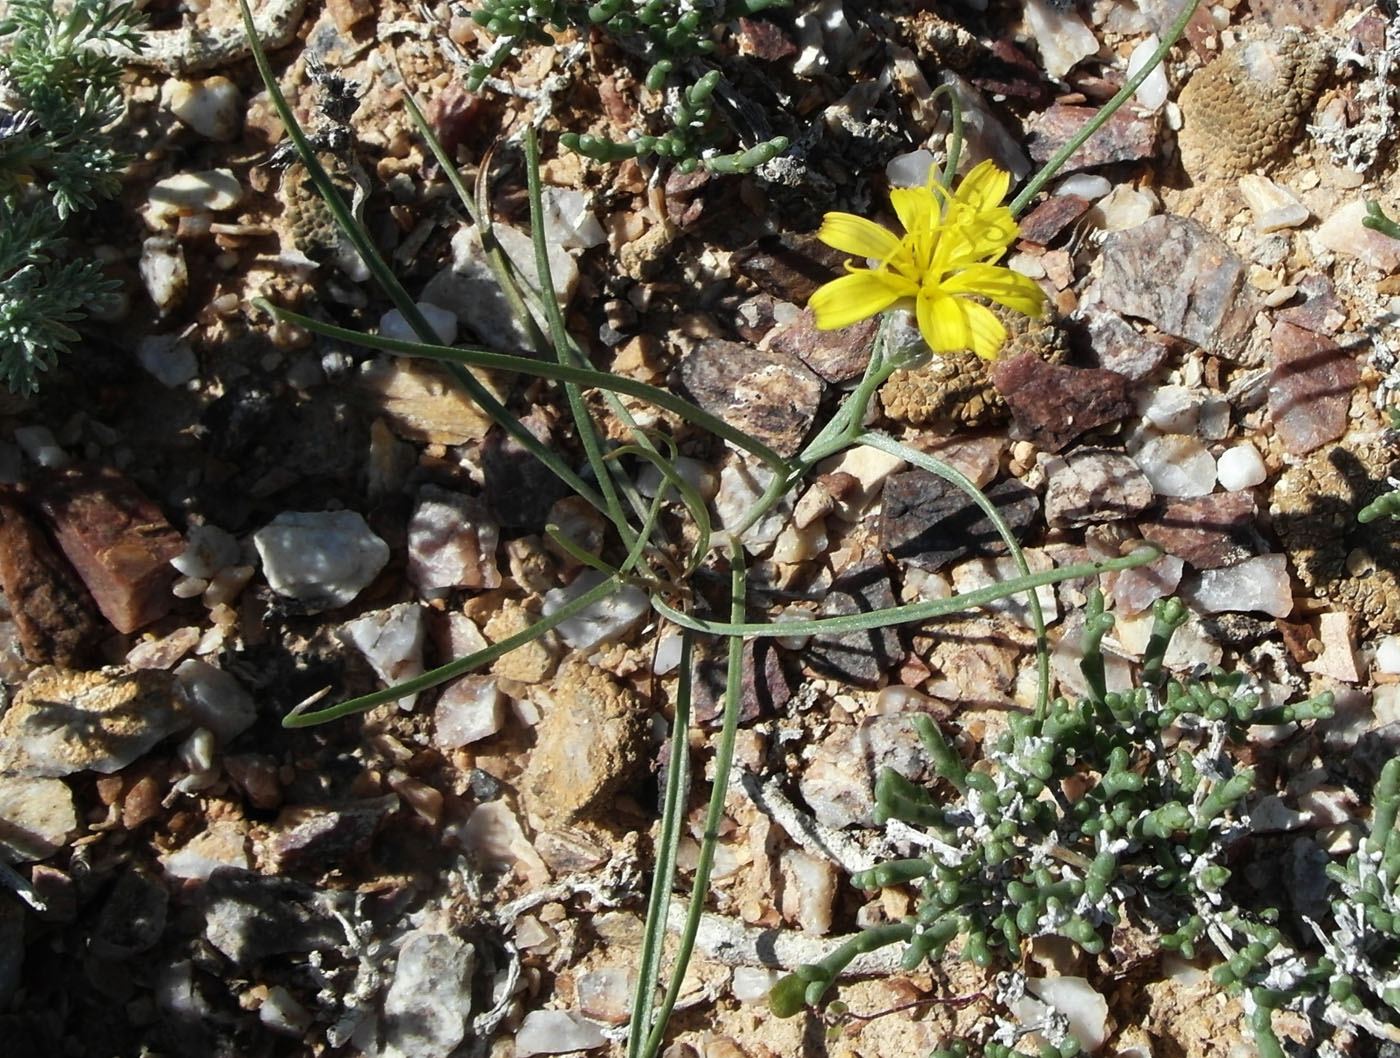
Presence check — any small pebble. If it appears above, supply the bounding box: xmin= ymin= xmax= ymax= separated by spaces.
xmin=1022 ymin=0 xmax=1098 ymax=77
xmin=1053 ymin=173 xmax=1111 ymax=199
xmin=1180 ymin=554 xmax=1293 ymax=618
xmin=145 ymin=169 xmax=243 ymax=228
xmin=1238 ymin=173 xmax=1309 ymax=232
xmin=337 ymin=603 xmax=425 ymax=710
xmin=379 ymin=301 xmax=458 ymax=346
xmin=1128 ymin=34 xmax=1169 ymax=110
xmin=1216 ymin=443 xmax=1267 ymax=490
xmin=1131 ymin=432 xmax=1216 ymax=497
xmin=140 ymin=235 xmax=188 ymax=315
xmin=1375 ymin=635 xmax=1400 ymax=675
xmin=13 ymin=425 xmax=69 ymax=468
xmin=252 ymin=510 xmax=389 ymax=613
xmin=514 ymin=1010 xmax=607 ymax=1057
xmin=136 ymin=335 xmax=199 ymax=387
xmin=166 ymin=75 xmax=243 ymax=141
xmin=541 ymin=569 xmax=649 ymax=651
xmin=172 ymin=523 xmax=242 ymax=580
xmin=174 ymin=658 xmax=256 ymax=743
xmin=433 ymin=675 xmax=503 ymax=748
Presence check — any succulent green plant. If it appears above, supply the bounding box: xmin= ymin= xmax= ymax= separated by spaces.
xmin=770 ymin=592 xmax=1362 ymax=1056
xmin=468 ymin=0 xmax=790 ymax=172
xmin=0 ymin=0 xmax=141 ymax=394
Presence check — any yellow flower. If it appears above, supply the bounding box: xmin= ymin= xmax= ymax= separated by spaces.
xmin=809 ymin=160 xmax=1046 ymax=360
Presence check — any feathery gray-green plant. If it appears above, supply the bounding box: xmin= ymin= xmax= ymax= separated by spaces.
xmin=0 ymin=0 xmax=140 ymax=394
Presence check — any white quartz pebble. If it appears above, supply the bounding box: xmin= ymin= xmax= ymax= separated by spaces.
xmin=253 ymin=510 xmax=389 ymax=612
xmin=1375 ymin=635 xmax=1400 ymax=675
xmin=166 ymin=75 xmax=243 ymax=141
xmin=513 ymin=1010 xmax=607 ymax=1056
xmin=337 ymin=603 xmax=425 ymax=711
xmin=1132 ymin=433 xmax=1216 ymax=497
xmin=541 ymin=568 xmax=649 ymax=651
xmin=1216 ymin=443 xmax=1267 ymax=490
xmin=380 ymin=301 xmax=458 ymax=346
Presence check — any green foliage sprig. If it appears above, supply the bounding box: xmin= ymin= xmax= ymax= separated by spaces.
xmin=0 ymin=0 xmax=141 ymax=394
xmin=468 ymin=0 xmax=790 ymax=173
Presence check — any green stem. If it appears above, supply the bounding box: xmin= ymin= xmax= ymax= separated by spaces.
xmin=627 ymin=631 xmax=696 ymax=1058
xmin=654 ymin=543 xmax=1159 ymax=639
xmin=281 ymin=573 xmax=620 ymax=726
xmin=523 ymin=126 xmax=636 ymax=547
xmin=235 ymin=0 xmax=600 ymax=509
xmin=639 ymin=548 xmax=748 ymax=1058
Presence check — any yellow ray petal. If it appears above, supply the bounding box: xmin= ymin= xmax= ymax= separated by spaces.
xmin=952 ymin=160 xmax=1011 ymax=215
xmin=962 ymin=299 xmax=1010 ymax=359
xmin=817 ymin=212 xmax=903 ymax=262
xmin=810 ymin=269 xmax=909 ymax=330
xmin=915 ymin=290 xmax=1008 ymax=359
xmin=889 ymin=185 xmax=935 ymax=243
xmin=944 ymin=264 xmax=1047 ymax=316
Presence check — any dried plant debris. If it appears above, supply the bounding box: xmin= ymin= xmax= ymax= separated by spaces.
xmin=1177 ymin=27 xmax=1330 ymax=179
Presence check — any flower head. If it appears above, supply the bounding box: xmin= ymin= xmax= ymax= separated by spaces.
xmin=809 ymin=160 xmax=1046 ymax=360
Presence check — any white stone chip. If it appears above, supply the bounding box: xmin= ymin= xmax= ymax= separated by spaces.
xmin=886 ymin=149 xmax=937 ymax=188
xmin=432 ymin=675 xmax=503 ymax=748
xmin=173 ymin=659 xmax=256 ymax=743
xmin=1131 ymin=433 xmax=1216 ymax=497
xmin=1216 ymin=443 xmax=1267 ymax=491
xmin=145 ymin=169 xmax=244 ymax=228
xmin=1128 ymin=34 xmax=1169 ymax=110
xmin=1238 ymin=174 xmax=1310 ymax=232
xmin=0 ymin=775 xmax=75 ymax=861
xmin=1025 ymin=976 xmax=1110 ymax=1053
xmin=1182 ymin=554 xmax=1293 ymax=618
xmin=338 ymin=603 xmax=426 ymax=711
xmin=540 ymin=187 xmax=607 ymax=251
xmin=165 ymin=75 xmax=244 ymax=141
xmin=1315 ymin=200 xmax=1400 ymax=271
xmin=541 ymin=569 xmax=649 ymax=651
xmin=253 ymin=510 xmax=390 ymax=613
xmin=382 ymin=931 xmax=476 ymax=1058
xmin=1374 ymin=635 xmax=1400 ymax=675
xmin=172 ymin=523 xmax=242 ymax=579
xmin=13 ymin=424 xmax=70 ymax=469
xmin=137 ymin=335 xmax=199 ymax=387
xmin=1022 ymin=0 xmax=1099 ymax=78
xmin=1053 ymin=173 xmax=1111 ymax=199
xmin=513 ymin=1010 xmax=608 ymax=1057
xmin=140 ymin=235 xmax=188 ymax=314
xmin=379 ymin=301 xmax=459 ymax=346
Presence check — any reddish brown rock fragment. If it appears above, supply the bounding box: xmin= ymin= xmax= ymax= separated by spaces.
xmin=1268 ymin=321 xmax=1360 ymax=456
xmin=1017 ymin=194 xmax=1091 ymax=246
xmin=1275 ymin=273 xmax=1346 ymax=335
xmin=988 ymin=353 xmax=1134 ymax=453
xmin=36 ymin=466 xmax=185 ymax=635
xmin=1025 ymin=105 xmax=1160 ymax=172
xmin=736 ymin=17 xmax=796 ymax=60
xmin=0 ymin=492 xmax=99 ymax=666
xmin=427 ymin=80 xmax=486 ymax=156
xmin=733 ymin=233 xmax=850 ymax=303
xmin=1139 ymin=492 xmax=1257 ymax=569
xmin=766 ymin=308 xmax=877 ymax=383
